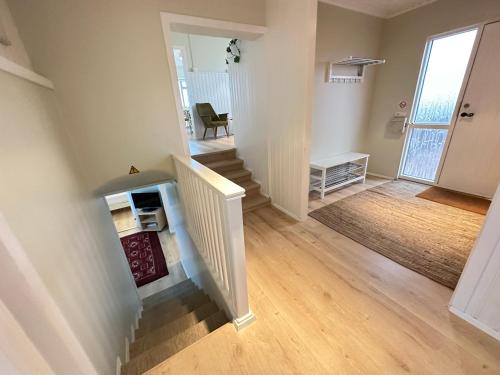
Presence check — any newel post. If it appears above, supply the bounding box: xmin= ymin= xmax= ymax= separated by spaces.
xmin=223 ymin=196 xmax=256 ymax=331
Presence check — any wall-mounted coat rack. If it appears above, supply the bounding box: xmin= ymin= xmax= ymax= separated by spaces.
xmin=326 ymin=56 xmax=385 ymax=84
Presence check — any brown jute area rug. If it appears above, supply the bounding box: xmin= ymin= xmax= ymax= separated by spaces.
xmin=308 ymin=181 xmax=485 ymax=289
xmin=416 ymin=186 xmax=491 ymax=215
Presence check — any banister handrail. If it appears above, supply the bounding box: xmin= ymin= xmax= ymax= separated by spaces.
xmin=174 ymin=156 xmax=245 ymax=199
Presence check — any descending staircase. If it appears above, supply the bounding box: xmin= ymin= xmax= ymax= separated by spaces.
xmin=122 ymin=279 xmax=228 ymax=375
xmin=192 ymin=149 xmax=271 ymax=213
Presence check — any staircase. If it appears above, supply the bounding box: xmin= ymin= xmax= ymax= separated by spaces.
xmin=192 ymin=149 xmax=271 ymax=213
xmin=121 ymin=279 xmax=228 ymax=375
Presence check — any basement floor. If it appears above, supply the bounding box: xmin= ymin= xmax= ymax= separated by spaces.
xmin=111 ymin=208 xmax=187 ymax=299
xmin=147 ymin=177 xmax=500 ymax=374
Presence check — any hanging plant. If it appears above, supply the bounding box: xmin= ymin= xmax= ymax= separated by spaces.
xmin=225 ymin=39 xmax=241 ymax=64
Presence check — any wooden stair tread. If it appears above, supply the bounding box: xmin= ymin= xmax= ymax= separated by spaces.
xmin=136 ymin=294 xmax=211 ymax=337
xmin=237 ymin=179 xmax=260 ymax=190
xmin=221 ymin=168 xmax=252 ymax=182
xmin=122 ymin=311 xmax=229 ymax=375
xmin=191 ymin=148 xmax=236 ymax=164
xmin=243 ymin=194 xmax=271 ymax=213
xmin=143 ymin=284 xmax=199 ymax=310
xmin=203 ymin=158 xmax=243 ymax=172
xmin=130 ymin=301 xmax=220 ymax=358
xmin=142 ymin=290 xmax=208 ymax=318
xmin=142 ymin=279 xmax=195 ymax=308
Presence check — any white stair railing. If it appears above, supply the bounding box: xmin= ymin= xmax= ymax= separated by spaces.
xmin=173 ymin=155 xmax=255 ymax=330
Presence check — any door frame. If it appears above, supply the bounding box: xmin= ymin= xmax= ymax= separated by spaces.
xmin=159 ymin=12 xmax=266 ymax=156
xmin=397 ymin=23 xmax=484 ymax=185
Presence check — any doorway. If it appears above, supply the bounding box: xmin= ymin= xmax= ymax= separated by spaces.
xmin=399 ymin=27 xmax=478 ymax=183
xmin=104 ymin=183 xmax=187 ymax=298
xmin=170 ymin=32 xmax=235 ymax=155
xmin=160 ymin=13 xmax=266 ymax=157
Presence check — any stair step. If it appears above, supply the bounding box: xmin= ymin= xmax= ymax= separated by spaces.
xmin=122 ymin=311 xmax=228 ymax=375
xmin=143 ymin=285 xmax=199 ymax=312
xmin=237 ymin=180 xmax=261 ymax=197
xmin=204 ymin=158 xmax=244 ymax=173
xmin=192 ymin=148 xmax=237 ymax=164
xmin=243 ymin=194 xmax=271 ymax=213
xmin=130 ymin=301 xmax=220 ymax=358
xmin=221 ymin=168 xmax=252 ymax=183
xmin=136 ymin=294 xmax=211 ymax=338
xmin=142 ymin=279 xmax=196 ymax=308
xmin=142 ymin=290 xmax=208 ymax=319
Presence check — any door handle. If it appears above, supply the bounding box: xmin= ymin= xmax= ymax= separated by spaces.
xmin=460 ymin=112 xmax=474 ymax=118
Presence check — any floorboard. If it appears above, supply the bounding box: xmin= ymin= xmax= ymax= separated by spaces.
xmin=148 ymin=178 xmax=500 ymax=374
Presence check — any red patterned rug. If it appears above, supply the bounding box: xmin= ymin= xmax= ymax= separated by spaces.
xmin=120 ymin=231 xmax=169 ymax=287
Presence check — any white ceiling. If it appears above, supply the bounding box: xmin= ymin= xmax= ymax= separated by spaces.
xmin=319 ymin=0 xmax=438 ymax=18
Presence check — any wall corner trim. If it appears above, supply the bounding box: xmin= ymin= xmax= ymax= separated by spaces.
xmin=233 ymin=310 xmax=256 ymax=331
xmin=449 ymin=306 xmax=500 ymax=341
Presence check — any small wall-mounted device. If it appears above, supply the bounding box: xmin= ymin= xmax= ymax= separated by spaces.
xmin=391 ymin=112 xmax=408 ymax=133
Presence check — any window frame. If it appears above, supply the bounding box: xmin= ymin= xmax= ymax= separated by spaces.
xmin=409 ymin=27 xmax=479 ymax=127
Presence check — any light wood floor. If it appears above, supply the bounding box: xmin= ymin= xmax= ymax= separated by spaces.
xmin=188 ymin=134 xmax=235 ymax=155
xmin=149 ymin=178 xmax=500 ymax=374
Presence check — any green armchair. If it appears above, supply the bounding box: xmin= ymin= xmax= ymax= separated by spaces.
xmin=195 ymin=103 xmax=229 ymax=140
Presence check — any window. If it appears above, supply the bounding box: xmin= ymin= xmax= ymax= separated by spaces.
xmin=400 ymin=28 xmax=478 ymax=182
xmin=412 ymin=29 xmax=477 ymax=125
xmin=173 ymin=48 xmax=190 ymax=110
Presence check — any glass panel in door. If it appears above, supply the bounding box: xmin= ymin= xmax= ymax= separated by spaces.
xmin=400 ymin=28 xmax=478 ymax=182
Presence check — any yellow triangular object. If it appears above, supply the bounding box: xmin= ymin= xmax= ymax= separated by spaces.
xmin=129 ymin=165 xmax=140 ymax=174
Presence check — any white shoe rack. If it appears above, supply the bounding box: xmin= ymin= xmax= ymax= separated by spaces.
xmin=310 ymin=152 xmax=370 ymax=199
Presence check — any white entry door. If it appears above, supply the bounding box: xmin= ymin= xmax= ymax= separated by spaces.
xmin=438 ymin=21 xmax=500 ymax=198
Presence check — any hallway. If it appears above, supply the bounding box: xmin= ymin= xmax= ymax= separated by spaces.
xmin=149 ymin=195 xmax=500 ymax=374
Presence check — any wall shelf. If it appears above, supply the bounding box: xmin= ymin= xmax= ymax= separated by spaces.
xmin=0 ymin=56 xmax=54 ymax=89
xmin=326 ymin=56 xmax=385 ymax=84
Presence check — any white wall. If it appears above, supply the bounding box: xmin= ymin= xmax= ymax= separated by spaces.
xmin=365 ymin=0 xmax=500 ymax=177
xmin=0 ymin=299 xmax=53 ymax=374
xmin=171 ymin=32 xmax=230 ymax=72
xmin=311 ymin=3 xmax=383 ymax=160
xmin=7 ymin=0 xmax=266 ymax=191
xmin=0 ymin=0 xmax=31 ymax=68
xmin=230 ymin=0 xmax=317 ymax=220
xmin=450 ymin=184 xmax=500 ymax=340
xmin=0 ymin=69 xmax=140 ymax=374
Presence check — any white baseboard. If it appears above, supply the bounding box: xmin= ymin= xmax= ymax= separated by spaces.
xmin=117 ymin=304 xmax=142 ymax=373
xmin=115 ymin=356 xmax=122 ymax=375
xmin=124 ymin=337 xmax=130 ymax=363
xmin=252 ymin=178 xmax=269 ymax=198
xmin=233 ymin=310 xmax=256 ymax=331
xmin=366 ymin=172 xmax=395 ymax=180
xmin=271 ymin=202 xmax=301 ymax=221
xmin=135 ymin=306 xmax=142 ymax=329
xmin=130 ymin=324 xmax=135 ymax=343
xmin=449 ymin=306 xmax=500 ymax=341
